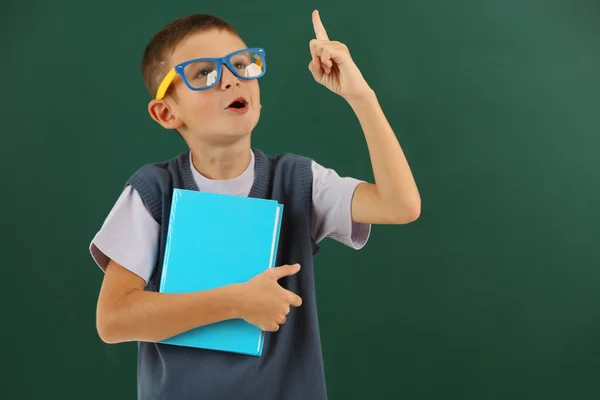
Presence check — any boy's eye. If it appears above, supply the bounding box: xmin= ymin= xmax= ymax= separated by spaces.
xmin=234 ymin=62 xmax=247 ymax=69
xmin=184 ymin=60 xmax=217 ymax=82
xmin=196 ymin=69 xmax=213 ymax=78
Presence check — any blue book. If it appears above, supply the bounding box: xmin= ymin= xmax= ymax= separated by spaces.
xmin=158 ymin=188 xmax=284 ymax=356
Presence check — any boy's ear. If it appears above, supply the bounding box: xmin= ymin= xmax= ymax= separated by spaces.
xmin=148 ymin=99 xmax=184 ymax=130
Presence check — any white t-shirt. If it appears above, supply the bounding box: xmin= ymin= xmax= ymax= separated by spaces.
xmin=89 ymin=150 xmax=371 ymax=283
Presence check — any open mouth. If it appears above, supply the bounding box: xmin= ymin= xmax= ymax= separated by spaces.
xmin=226 ymin=97 xmax=248 ymax=109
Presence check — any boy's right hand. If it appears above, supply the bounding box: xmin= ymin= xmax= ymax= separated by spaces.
xmin=238 ymin=264 xmax=303 ymax=332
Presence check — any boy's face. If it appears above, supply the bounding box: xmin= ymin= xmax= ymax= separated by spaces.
xmin=151 ymin=29 xmax=261 ymax=144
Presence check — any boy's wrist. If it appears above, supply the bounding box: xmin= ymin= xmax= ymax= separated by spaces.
xmin=227 ymin=283 xmax=248 ymax=320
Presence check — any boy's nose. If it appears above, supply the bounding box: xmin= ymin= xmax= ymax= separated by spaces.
xmin=220 ymin=67 xmax=240 ymax=90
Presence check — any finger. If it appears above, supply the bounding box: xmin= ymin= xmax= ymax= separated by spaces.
xmin=311 ymin=42 xmax=326 ymax=72
xmin=288 ymin=291 xmax=303 ymax=307
xmin=312 ymin=10 xmax=329 ymax=41
xmin=312 ymin=48 xmax=330 ymax=74
xmin=309 ymin=56 xmax=324 ymax=74
xmin=320 ymin=48 xmax=333 ymax=68
xmin=308 ymin=59 xmax=324 ymax=82
xmin=279 ymin=316 xmax=287 ymax=324
xmin=271 ymin=263 xmax=301 ymax=280
xmin=309 ymin=39 xmax=317 ymax=60
xmin=263 ymin=322 xmax=280 ymax=332
xmin=314 ymin=41 xmax=348 ymax=66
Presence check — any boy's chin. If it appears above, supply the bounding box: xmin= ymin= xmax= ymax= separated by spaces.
xmin=186 ymin=117 xmax=259 ymax=145
xmin=222 ymin=120 xmax=258 ymax=138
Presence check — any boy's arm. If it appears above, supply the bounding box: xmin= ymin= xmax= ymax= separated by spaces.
xmin=308 ymin=10 xmax=421 ymax=225
xmin=347 ymin=92 xmax=421 ymax=225
xmin=96 ymin=260 xmax=242 ymax=344
xmin=97 ymin=260 xmax=303 ymax=344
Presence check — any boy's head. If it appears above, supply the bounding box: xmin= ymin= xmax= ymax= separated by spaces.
xmin=142 ymin=14 xmax=263 ymax=145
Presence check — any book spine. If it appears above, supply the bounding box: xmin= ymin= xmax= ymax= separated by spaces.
xmin=159 ymin=189 xmax=180 ymax=292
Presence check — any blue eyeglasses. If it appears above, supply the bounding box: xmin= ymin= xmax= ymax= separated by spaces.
xmin=155 ymin=47 xmax=266 ymax=99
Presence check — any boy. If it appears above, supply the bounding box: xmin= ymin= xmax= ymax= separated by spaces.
xmin=90 ymin=10 xmax=420 ymax=400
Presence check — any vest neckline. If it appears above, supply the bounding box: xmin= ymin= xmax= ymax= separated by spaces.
xmin=180 ymin=149 xmax=269 ymax=199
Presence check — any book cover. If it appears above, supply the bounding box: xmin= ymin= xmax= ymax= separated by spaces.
xmin=158 ymin=188 xmax=284 ymax=356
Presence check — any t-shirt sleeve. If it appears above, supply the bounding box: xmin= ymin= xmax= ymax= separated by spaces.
xmin=310 ymin=160 xmax=371 ymax=249
xmin=89 ymin=185 xmax=160 ymax=284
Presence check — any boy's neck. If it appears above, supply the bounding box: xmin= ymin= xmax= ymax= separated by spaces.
xmin=188 ymin=138 xmax=252 ymax=181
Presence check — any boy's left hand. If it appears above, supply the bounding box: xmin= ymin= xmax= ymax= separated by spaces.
xmin=308 ymin=10 xmax=373 ymax=101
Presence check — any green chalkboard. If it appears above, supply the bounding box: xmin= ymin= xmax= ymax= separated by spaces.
xmin=2 ymin=0 xmax=600 ymax=399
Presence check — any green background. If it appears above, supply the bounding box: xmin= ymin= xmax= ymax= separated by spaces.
xmin=2 ymin=0 xmax=600 ymax=398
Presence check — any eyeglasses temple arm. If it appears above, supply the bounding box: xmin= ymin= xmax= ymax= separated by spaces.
xmin=155 ymin=68 xmax=177 ymax=100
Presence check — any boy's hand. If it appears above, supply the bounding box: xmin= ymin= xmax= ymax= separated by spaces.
xmin=238 ymin=264 xmax=303 ymax=332
xmin=308 ymin=9 xmax=373 ymax=101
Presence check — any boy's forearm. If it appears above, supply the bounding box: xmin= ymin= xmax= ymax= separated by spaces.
xmin=97 ymin=284 xmax=244 ymax=344
xmin=347 ymin=91 xmax=421 ymax=217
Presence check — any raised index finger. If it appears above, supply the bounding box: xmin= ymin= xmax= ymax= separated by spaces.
xmin=312 ymin=10 xmax=329 ymax=41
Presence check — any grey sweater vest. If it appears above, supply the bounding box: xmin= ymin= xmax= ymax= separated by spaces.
xmin=126 ymin=149 xmax=327 ymax=400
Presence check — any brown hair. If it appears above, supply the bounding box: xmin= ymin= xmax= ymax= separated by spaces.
xmin=141 ymin=14 xmax=240 ymax=98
